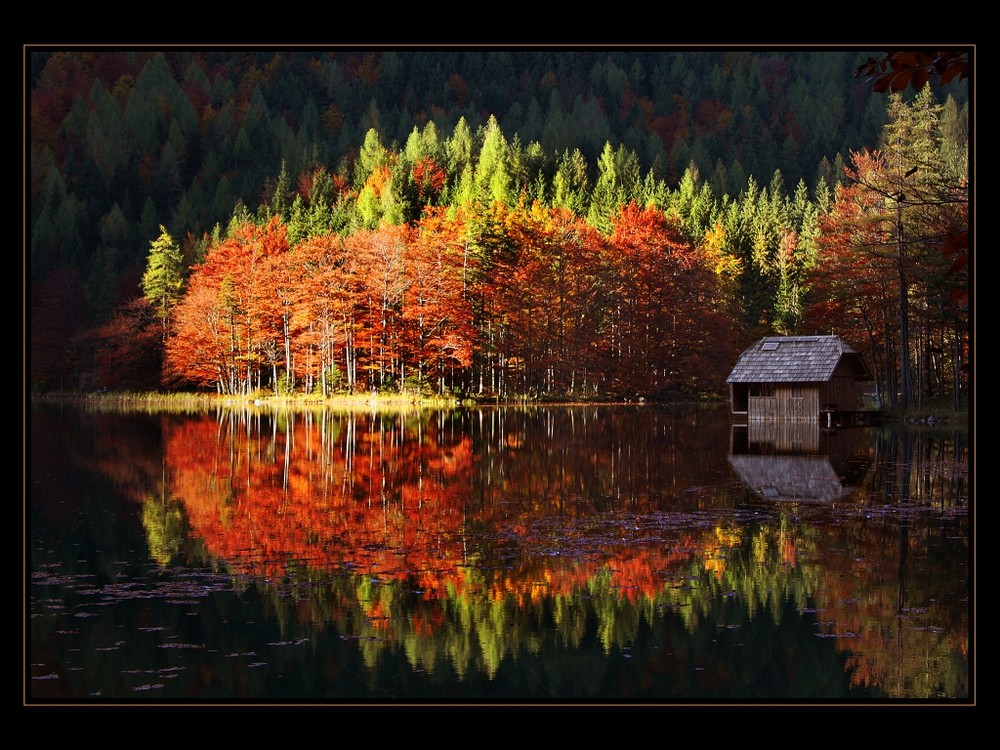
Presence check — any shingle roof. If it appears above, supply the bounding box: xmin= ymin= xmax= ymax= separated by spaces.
xmin=726 ymin=335 xmax=871 ymax=384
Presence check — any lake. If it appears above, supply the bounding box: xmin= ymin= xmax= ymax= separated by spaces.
xmin=26 ymin=401 xmax=971 ymax=704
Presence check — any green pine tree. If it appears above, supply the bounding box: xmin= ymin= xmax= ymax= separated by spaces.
xmin=142 ymin=225 xmax=185 ymax=339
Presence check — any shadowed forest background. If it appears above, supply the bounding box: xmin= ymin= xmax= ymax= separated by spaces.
xmin=27 ymin=48 xmax=970 ymax=406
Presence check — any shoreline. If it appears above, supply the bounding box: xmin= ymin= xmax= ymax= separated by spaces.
xmin=27 ymin=390 xmax=968 ymax=430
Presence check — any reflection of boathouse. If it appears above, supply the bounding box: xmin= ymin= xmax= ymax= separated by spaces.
xmin=729 ymin=454 xmax=857 ymax=503
xmin=738 ymin=419 xmax=821 ymax=453
xmin=729 ymin=423 xmax=872 ymax=503
xmin=726 ymin=335 xmax=874 ymax=426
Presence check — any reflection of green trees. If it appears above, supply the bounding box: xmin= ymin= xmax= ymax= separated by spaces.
xmin=731 ymin=514 xmax=821 ymax=624
xmin=219 ymin=516 xmax=828 ymax=680
xmin=142 ymin=484 xmax=188 ymax=565
xmin=158 ymin=485 xmax=964 ymax=698
xmin=589 ymin=570 xmax=647 ymax=653
xmin=124 ymin=407 xmax=965 ymax=697
xmin=249 ymin=500 xmax=962 ymax=698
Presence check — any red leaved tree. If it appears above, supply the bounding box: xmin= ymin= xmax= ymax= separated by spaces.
xmin=604 ymin=203 xmax=713 ymax=398
xmin=805 ymin=151 xmax=899 ymax=407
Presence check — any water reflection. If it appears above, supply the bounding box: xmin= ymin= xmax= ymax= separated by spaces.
xmin=729 ymin=423 xmax=872 ymax=503
xmin=28 ymin=403 xmax=970 ymax=702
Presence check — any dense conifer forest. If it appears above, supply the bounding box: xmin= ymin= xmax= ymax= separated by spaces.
xmin=27 ymin=47 xmax=971 ymax=407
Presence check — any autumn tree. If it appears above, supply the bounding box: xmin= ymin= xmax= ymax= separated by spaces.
xmin=287 ymin=232 xmax=369 ymax=395
xmin=603 ymin=202 xmax=715 ymax=398
xmin=344 ymin=224 xmax=411 ymax=390
xmin=806 ymin=157 xmax=898 ymax=407
xmin=503 ymin=203 xmax=606 ymax=398
xmin=165 ymin=217 xmax=290 ymax=394
xmin=80 ymin=296 xmax=163 ymax=390
xmin=405 ymin=207 xmax=477 ymax=394
xmin=354 ymin=128 xmax=406 ymax=229
xmin=463 ymin=200 xmax=521 ymax=397
xmin=162 ymin=267 xmax=232 ymax=390
xmin=855 ymin=50 xmax=970 ymax=409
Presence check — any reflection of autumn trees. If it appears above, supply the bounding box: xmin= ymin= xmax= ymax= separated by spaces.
xmin=472 ymin=406 xmax=740 ymax=514
xmin=814 ymin=511 xmax=969 ymax=698
xmin=149 ymin=407 xmax=966 ymax=695
xmin=806 ymin=460 xmax=969 ymax=699
xmin=168 ymin=408 xmax=476 ymax=601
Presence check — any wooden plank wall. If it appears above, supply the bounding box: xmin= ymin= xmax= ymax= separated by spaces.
xmin=819 ymin=374 xmax=863 ymax=411
xmin=748 ymin=387 xmax=819 ymax=422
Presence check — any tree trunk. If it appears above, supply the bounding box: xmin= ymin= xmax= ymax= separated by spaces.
xmin=896 ymin=196 xmax=914 ymax=409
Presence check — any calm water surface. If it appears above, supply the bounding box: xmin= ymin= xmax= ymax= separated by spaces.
xmin=27 ymin=402 xmax=971 ymax=704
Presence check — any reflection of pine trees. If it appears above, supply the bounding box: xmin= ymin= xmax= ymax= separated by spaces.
xmin=231 ymin=498 xmax=966 ymax=698
xmin=149 ymin=407 xmax=968 ymax=696
xmin=142 ymin=488 xmax=188 ymax=566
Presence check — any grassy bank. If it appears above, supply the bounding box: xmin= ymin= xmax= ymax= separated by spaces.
xmin=30 ymin=388 xmax=473 ymax=413
xmin=30 ymin=388 xmax=969 ymax=428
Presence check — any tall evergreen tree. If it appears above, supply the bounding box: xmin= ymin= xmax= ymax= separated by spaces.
xmin=142 ymin=225 xmax=186 ymax=339
xmin=938 ymin=95 xmax=969 ymax=183
xmin=551 ymin=148 xmax=590 ymax=216
xmin=445 ymin=116 xmax=473 ymax=176
xmin=267 ymin=159 xmax=293 ymax=222
xmin=879 ymin=86 xmax=945 ymax=407
xmin=354 ymin=128 xmax=389 ymax=189
xmin=587 ymin=142 xmax=640 ymax=235
xmin=474 ymin=115 xmax=513 ymax=206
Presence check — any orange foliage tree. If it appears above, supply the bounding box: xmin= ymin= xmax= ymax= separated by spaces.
xmin=155 ymin=200 xmax=747 ymax=399
xmin=603 ymin=202 xmax=733 ymax=397
xmin=343 ymin=224 xmax=412 ymax=391
xmin=165 ymin=217 xmax=290 ymax=393
xmin=287 ymin=233 xmax=354 ymax=394
xmin=502 ymin=202 xmax=607 ymax=398
xmin=406 ymin=207 xmax=477 ymax=394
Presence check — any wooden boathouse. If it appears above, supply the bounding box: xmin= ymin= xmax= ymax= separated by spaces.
xmin=726 ymin=335 xmax=874 ymax=426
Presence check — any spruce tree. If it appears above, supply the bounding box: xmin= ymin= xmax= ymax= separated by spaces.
xmin=142 ymin=225 xmax=185 ymax=339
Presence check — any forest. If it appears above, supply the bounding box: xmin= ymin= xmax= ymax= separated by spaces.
xmin=27 ymin=48 xmax=971 ymax=407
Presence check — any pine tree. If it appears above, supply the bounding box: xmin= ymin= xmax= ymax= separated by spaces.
xmin=142 ymin=225 xmax=185 ymax=339
xmin=355 ymin=128 xmax=389 ymax=189
xmin=939 ymin=95 xmax=969 ymax=182
xmin=881 ymin=86 xmax=945 ymax=407
xmin=445 ymin=117 xmax=473 ymax=180
xmin=268 ymin=159 xmax=293 ymax=222
xmin=587 ymin=142 xmax=639 ymax=235
xmin=474 ymin=115 xmax=512 ymax=206
xmin=552 ymin=148 xmax=590 ymax=216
